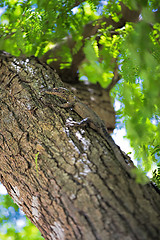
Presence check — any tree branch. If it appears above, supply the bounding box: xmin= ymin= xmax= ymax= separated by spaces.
xmin=40 ymin=2 xmax=141 ymax=83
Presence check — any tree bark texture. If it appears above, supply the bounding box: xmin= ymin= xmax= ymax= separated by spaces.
xmin=0 ymin=52 xmax=160 ymax=240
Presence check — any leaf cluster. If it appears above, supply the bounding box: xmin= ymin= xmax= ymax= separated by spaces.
xmin=0 ymin=193 xmax=43 ymax=239
xmin=119 ymin=19 xmax=160 ymax=172
xmin=0 ymin=0 xmax=100 ymax=56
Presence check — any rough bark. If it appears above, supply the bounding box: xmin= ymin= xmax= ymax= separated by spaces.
xmin=0 ymin=52 xmax=160 ymax=240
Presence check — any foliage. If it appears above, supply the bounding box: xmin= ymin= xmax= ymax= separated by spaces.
xmin=151 ymin=146 xmax=160 ymax=188
xmin=35 ymin=152 xmax=39 ymax=176
xmin=0 ymin=192 xmax=43 ymax=239
xmin=0 ymin=0 xmax=160 ymax=237
xmin=0 ymin=0 xmax=99 ymax=56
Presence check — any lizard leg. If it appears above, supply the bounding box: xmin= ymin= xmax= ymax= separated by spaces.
xmin=66 ymin=117 xmax=91 ymax=128
xmin=56 ymin=102 xmax=73 ymax=108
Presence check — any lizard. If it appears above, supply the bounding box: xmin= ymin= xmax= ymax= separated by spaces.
xmin=45 ymin=87 xmax=111 ymax=139
xmin=45 ymin=87 xmax=134 ymax=170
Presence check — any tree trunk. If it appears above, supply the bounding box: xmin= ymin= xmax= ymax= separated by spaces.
xmin=0 ymin=52 xmax=160 ymax=240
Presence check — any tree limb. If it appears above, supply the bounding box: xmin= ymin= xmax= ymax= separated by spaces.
xmin=40 ymin=2 xmax=141 ymax=83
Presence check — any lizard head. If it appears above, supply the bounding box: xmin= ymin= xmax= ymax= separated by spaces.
xmin=45 ymin=87 xmax=74 ymax=101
